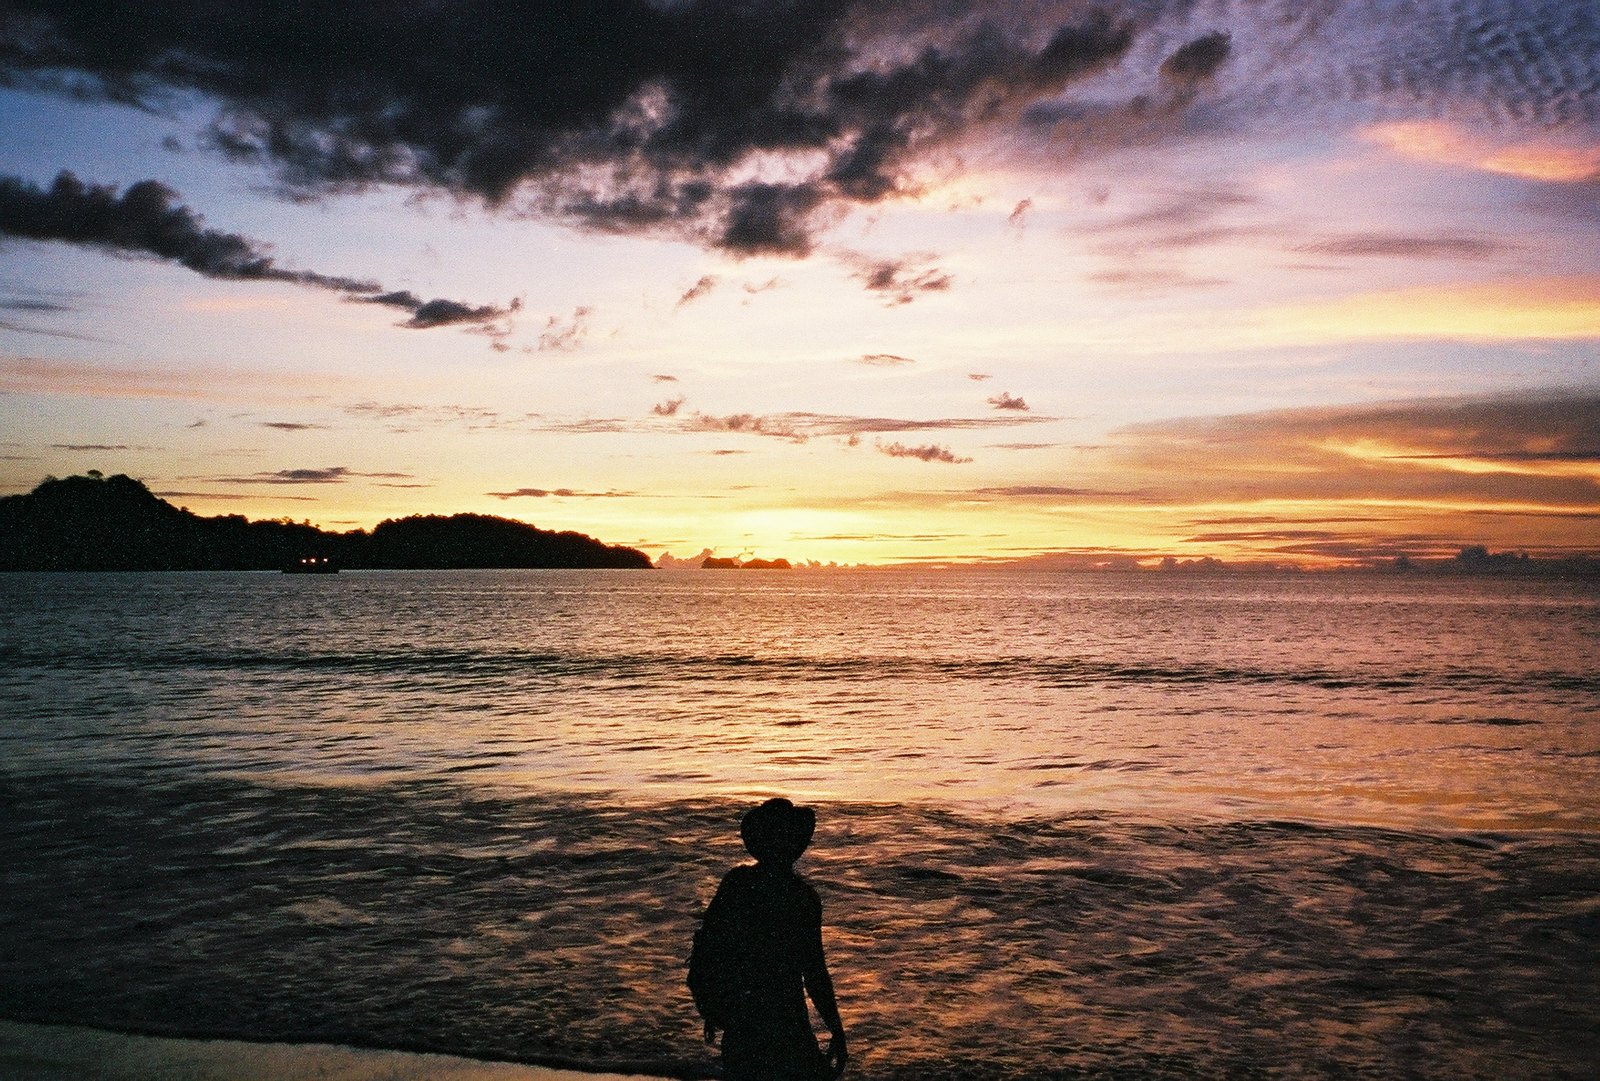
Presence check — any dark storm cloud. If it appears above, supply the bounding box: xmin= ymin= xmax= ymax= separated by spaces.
xmin=355 ymin=290 xmax=521 ymax=330
xmin=719 ymin=182 xmax=830 ymax=257
xmin=3 ymin=2 xmax=1596 ymax=266
xmin=0 ymin=171 xmax=372 ymax=290
xmin=0 ymin=1 xmax=1139 ymax=255
xmin=0 ymin=172 xmax=514 ymax=330
xmin=1159 ymin=31 xmax=1231 ymax=84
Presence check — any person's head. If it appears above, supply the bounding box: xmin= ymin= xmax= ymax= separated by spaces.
xmin=740 ymin=797 xmax=816 ymax=867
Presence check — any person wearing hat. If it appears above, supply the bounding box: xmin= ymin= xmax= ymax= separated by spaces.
xmin=690 ymin=798 xmax=848 ymax=1080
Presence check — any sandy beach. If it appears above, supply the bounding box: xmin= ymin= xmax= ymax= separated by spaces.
xmin=0 ymin=1021 xmax=664 ymax=1081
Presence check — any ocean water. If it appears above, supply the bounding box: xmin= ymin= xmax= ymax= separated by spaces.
xmin=2 ymin=569 xmax=1597 ymax=1078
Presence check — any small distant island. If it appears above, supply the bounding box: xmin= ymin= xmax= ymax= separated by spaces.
xmin=0 ymin=473 xmax=653 ymax=571
xmin=702 ymin=556 xmax=792 ymax=570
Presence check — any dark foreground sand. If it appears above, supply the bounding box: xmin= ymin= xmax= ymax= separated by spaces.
xmin=0 ymin=1021 xmax=662 ymax=1081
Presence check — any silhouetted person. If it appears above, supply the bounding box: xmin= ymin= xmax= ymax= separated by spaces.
xmin=690 ymin=798 xmax=848 ymax=1080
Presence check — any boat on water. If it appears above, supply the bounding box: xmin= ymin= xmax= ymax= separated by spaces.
xmin=283 ymin=556 xmax=338 ymax=574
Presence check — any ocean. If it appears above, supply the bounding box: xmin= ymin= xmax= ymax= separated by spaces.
xmin=2 ymin=569 xmax=1597 ymax=1079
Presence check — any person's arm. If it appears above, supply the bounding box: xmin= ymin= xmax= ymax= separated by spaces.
xmin=802 ymin=898 xmax=847 ymax=1076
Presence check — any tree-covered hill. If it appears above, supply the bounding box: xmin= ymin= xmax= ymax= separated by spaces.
xmin=0 ymin=473 xmax=653 ymax=570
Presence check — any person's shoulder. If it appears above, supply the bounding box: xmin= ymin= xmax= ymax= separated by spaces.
xmin=791 ymin=872 xmax=823 ymax=911
xmin=718 ymin=863 xmax=762 ymax=893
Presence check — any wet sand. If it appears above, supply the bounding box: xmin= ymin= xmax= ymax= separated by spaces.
xmin=0 ymin=1021 xmax=665 ymax=1081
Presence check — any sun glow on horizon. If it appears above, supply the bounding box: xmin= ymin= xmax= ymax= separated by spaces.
xmin=2 ymin=4 xmax=1598 ymax=569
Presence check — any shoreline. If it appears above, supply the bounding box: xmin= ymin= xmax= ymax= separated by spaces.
xmin=0 ymin=1020 xmax=672 ymax=1081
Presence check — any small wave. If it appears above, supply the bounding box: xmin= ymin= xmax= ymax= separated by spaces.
xmin=1428 ymin=715 xmax=1542 ymax=727
xmin=5 ymin=643 xmax=1590 ymax=698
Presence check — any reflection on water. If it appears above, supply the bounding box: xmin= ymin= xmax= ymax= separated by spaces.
xmin=2 ymin=777 xmax=1596 ymax=1080
xmin=1 ymin=569 xmax=1596 ymax=830
xmin=1 ymin=569 xmax=1598 ymax=1077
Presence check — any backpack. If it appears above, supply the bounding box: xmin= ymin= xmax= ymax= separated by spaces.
xmin=687 ymin=905 xmax=736 ymax=1027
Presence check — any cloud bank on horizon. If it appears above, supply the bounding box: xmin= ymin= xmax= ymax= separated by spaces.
xmin=0 ymin=0 xmax=1597 ymax=564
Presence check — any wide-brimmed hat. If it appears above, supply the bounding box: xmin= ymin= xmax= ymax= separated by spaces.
xmin=740 ymin=797 xmax=816 ymax=865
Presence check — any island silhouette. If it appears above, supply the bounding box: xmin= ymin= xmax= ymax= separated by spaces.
xmin=0 ymin=473 xmax=653 ymax=571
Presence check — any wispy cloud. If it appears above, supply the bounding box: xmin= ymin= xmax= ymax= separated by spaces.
xmin=533 ymin=306 xmax=592 ymax=352
xmin=1112 ymin=391 xmax=1600 ymax=509
xmin=677 ymin=409 xmax=1050 ymax=443
xmin=987 ymin=392 xmax=1029 ymax=411
xmin=154 ymin=489 xmax=318 ymax=502
xmin=2 ymin=356 xmax=343 ymax=402
xmin=844 ymin=252 xmax=952 ymax=306
xmin=970 ymin=485 xmax=1106 ymax=498
xmin=685 ymin=412 xmax=805 ymax=441
xmin=676 ymin=275 xmax=718 ymax=308
xmin=858 ymin=353 xmax=915 ymax=366
xmin=486 ymin=487 xmax=635 ymax=499
xmin=343 ymin=402 xmax=505 ymax=431
xmin=878 ymin=441 xmax=971 ymax=464
xmin=1292 ymin=232 xmax=1504 ymax=260
xmin=212 ymin=466 xmax=415 ymax=485
xmin=1363 ymin=121 xmax=1600 ymax=183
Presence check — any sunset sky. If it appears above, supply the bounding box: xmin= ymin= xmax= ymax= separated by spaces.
xmin=2 ymin=0 xmax=1597 ymax=566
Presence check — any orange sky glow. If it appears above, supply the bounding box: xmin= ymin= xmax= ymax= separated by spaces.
xmin=2 ymin=2 xmax=1597 ymax=568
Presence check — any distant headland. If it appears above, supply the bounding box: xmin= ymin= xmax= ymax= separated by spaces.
xmin=0 ymin=473 xmax=653 ymax=571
